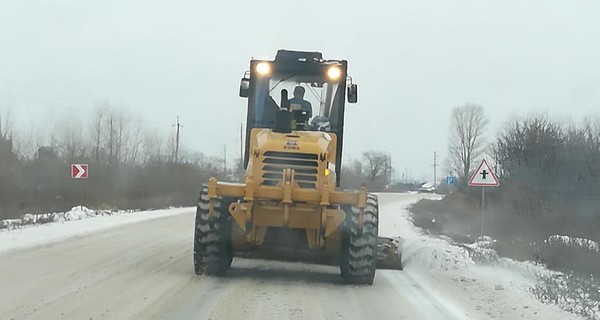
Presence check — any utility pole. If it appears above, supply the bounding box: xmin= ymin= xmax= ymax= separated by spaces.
xmin=175 ymin=116 xmax=180 ymax=162
xmin=173 ymin=116 xmax=182 ymax=163
xmin=433 ymin=151 xmax=438 ymax=188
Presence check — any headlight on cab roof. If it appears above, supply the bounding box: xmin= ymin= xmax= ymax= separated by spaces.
xmin=327 ymin=66 xmax=342 ymax=80
xmin=256 ymin=62 xmax=271 ymax=75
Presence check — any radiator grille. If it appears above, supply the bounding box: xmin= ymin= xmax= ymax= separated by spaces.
xmin=262 ymin=151 xmax=319 ymax=188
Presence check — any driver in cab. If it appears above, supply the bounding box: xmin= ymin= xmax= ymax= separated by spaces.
xmin=288 ymin=86 xmax=312 ymax=118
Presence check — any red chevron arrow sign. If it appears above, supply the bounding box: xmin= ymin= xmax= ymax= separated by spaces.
xmin=71 ymin=164 xmax=88 ymax=179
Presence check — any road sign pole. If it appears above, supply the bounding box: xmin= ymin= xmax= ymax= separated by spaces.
xmin=71 ymin=164 xmax=88 ymax=208
xmin=481 ymin=187 xmax=485 ymax=238
xmin=80 ymin=180 xmax=84 ymax=209
xmin=468 ymin=158 xmax=499 ymax=238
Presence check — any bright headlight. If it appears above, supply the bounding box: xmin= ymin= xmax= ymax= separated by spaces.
xmin=256 ymin=62 xmax=271 ymax=75
xmin=327 ymin=66 xmax=342 ymax=80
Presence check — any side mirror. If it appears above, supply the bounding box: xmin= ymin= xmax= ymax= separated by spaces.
xmin=347 ymin=84 xmax=358 ymax=103
xmin=239 ymin=78 xmax=250 ymax=98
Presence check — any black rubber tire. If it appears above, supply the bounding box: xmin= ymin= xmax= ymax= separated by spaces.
xmin=340 ymin=194 xmax=379 ymax=285
xmin=193 ymin=185 xmax=233 ymax=276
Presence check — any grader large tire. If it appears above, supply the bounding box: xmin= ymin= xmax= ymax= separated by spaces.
xmin=193 ymin=185 xmax=233 ymax=276
xmin=340 ymin=194 xmax=379 ymax=285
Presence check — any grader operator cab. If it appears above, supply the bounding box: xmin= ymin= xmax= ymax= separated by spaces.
xmin=193 ymin=50 xmax=402 ymax=285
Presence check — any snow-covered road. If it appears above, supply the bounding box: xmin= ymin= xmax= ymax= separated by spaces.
xmin=0 ymin=194 xmax=582 ymax=319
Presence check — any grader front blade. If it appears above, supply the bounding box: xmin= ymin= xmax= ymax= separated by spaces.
xmin=376 ymin=236 xmax=404 ymax=270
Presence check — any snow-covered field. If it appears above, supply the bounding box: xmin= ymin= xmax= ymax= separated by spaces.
xmin=0 ymin=206 xmax=191 ymax=254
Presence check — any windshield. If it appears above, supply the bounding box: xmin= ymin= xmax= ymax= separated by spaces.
xmin=251 ymin=73 xmax=343 ymax=132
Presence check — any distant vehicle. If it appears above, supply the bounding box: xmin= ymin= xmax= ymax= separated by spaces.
xmin=419 ymin=182 xmax=436 ymax=193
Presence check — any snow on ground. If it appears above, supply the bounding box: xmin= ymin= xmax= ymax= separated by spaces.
xmin=377 ymin=193 xmax=584 ymax=320
xmin=0 ymin=206 xmax=192 ymax=254
xmin=1 ymin=206 xmax=122 ymax=230
xmin=547 ymin=235 xmax=600 ymax=253
xmin=0 ymin=194 xmax=592 ymax=319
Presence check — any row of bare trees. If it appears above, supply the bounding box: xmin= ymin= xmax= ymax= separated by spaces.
xmin=1 ymin=104 xmax=396 ymax=219
xmin=446 ymin=103 xmax=600 ymax=240
xmin=492 ymin=116 xmax=600 ymax=224
xmin=0 ymin=105 xmax=225 ymax=220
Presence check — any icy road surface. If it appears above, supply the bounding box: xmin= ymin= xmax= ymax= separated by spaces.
xmin=0 ymin=194 xmax=582 ymax=320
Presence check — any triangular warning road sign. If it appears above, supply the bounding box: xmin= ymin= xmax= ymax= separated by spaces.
xmin=468 ymin=159 xmax=500 ymax=187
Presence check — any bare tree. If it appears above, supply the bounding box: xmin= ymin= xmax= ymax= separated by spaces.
xmin=116 ymin=109 xmax=144 ymax=166
xmin=90 ymin=103 xmax=144 ymax=166
xmin=362 ymin=151 xmax=392 ymax=183
xmin=12 ymin=126 xmax=38 ymax=160
xmin=0 ymin=110 xmax=13 ymax=140
xmin=122 ymin=117 xmax=143 ymax=165
xmin=55 ymin=118 xmax=87 ymax=161
xmin=91 ymin=104 xmax=106 ymax=163
xmin=495 ymin=116 xmax=564 ymax=178
xmin=141 ymin=128 xmax=168 ymax=165
xmin=448 ymin=104 xmax=488 ymax=184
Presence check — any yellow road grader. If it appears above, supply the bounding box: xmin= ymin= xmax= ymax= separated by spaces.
xmin=193 ymin=50 xmax=402 ymax=285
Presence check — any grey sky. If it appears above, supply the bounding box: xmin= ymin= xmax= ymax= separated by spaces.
xmin=1 ymin=0 xmax=599 ymax=181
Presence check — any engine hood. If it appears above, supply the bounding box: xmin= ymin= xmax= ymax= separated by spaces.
xmin=252 ymin=129 xmax=337 ymax=161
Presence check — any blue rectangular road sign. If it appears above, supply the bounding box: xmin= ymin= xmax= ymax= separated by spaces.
xmin=447 ymin=176 xmax=454 ymax=185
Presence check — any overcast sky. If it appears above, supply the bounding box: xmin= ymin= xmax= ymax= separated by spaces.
xmin=1 ymin=0 xmax=599 ymax=181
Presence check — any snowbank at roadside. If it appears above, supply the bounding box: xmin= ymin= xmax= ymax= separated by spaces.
xmin=0 ymin=206 xmax=136 ymax=230
xmin=377 ymin=193 xmax=586 ymax=320
xmin=0 ymin=206 xmax=192 ymax=254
